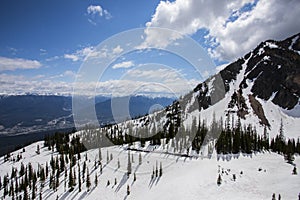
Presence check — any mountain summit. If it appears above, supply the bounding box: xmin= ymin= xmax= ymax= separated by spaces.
xmin=191 ymin=33 xmax=300 ymax=137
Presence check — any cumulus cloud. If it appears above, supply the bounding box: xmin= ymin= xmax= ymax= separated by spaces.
xmin=112 ymin=61 xmax=134 ymax=69
xmin=87 ymin=5 xmax=112 ymax=22
xmin=87 ymin=5 xmax=103 ymax=16
xmin=0 ymin=57 xmax=42 ymax=71
xmin=64 ymin=46 xmax=94 ymax=62
xmin=145 ymin=0 xmax=300 ymax=61
xmin=64 ymin=44 xmax=124 ymax=62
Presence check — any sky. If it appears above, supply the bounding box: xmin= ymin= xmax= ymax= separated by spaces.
xmin=0 ymin=0 xmax=299 ymax=97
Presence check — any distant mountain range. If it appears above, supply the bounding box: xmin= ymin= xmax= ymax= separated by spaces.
xmin=0 ymin=95 xmax=174 ymax=135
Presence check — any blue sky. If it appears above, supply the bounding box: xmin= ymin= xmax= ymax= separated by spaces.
xmin=0 ymin=0 xmax=299 ymax=96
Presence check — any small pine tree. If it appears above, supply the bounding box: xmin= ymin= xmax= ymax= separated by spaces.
xmin=279 ymin=118 xmax=284 ymax=141
xmin=293 ymin=166 xmax=297 ymax=175
xmin=36 ymin=145 xmax=40 ymax=154
xmin=127 ymin=184 xmax=130 ymax=196
xmin=94 ymin=173 xmax=98 ymax=187
xmin=83 ymin=161 xmax=86 ymax=182
xmin=217 ymin=174 xmax=222 ymax=186
xmin=139 ymin=153 xmax=142 ymax=165
xmin=155 ymin=161 xmax=158 ymax=177
xmin=78 ymin=164 xmax=81 ymax=192
xmin=159 ymin=162 xmax=162 ymax=177
xmin=64 ymin=167 xmax=67 ymax=192
xmin=127 ymin=151 xmax=132 ymax=176
xmin=152 ymin=166 xmax=155 ymax=179
xmin=39 ymin=189 xmax=42 ymax=200
xmin=272 ymin=193 xmax=276 ymax=200
xmin=32 ymin=179 xmax=36 ymax=199
xmin=107 ymin=150 xmax=109 ymax=164
xmin=86 ymin=168 xmax=91 ymax=192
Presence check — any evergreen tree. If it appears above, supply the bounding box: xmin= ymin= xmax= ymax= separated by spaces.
xmin=139 ymin=153 xmax=142 ymax=165
xmin=94 ymin=159 xmax=97 ymax=170
xmin=32 ymin=178 xmax=36 ymax=199
xmin=107 ymin=150 xmax=109 ymax=164
xmin=15 ymin=178 xmax=18 ymax=194
xmin=293 ymin=166 xmax=297 ymax=175
xmin=23 ymin=187 xmax=28 ymax=200
xmin=127 ymin=184 xmax=130 ymax=196
xmin=155 ymin=161 xmax=158 ymax=177
xmin=39 ymin=189 xmax=42 ymax=200
xmin=279 ymin=119 xmax=284 ymax=141
xmin=78 ymin=164 xmax=81 ymax=192
xmin=45 ymin=162 xmax=49 ymax=178
xmin=94 ymin=172 xmax=98 ymax=187
xmin=73 ymin=168 xmax=76 ymax=186
xmin=127 ymin=151 xmax=132 ymax=176
xmin=49 ymin=173 xmax=54 ymax=190
xmin=19 ymin=163 xmax=25 ymax=177
xmin=83 ymin=161 xmax=86 ymax=182
xmin=86 ymin=168 xmax=91 ymax=192
xmin=159 ymin=162 xmax=163 ymax=177
xmin=217 ymin=174 xmax=222 ymax=186
xmin=55 ymin=169 xmax=60 ymax=191
xmin=36 ymin=145 xmax=40 ymax=154
xmin=68 ymin=164 xmax=74 ymax=191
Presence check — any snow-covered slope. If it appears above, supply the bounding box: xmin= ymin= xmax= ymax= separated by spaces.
xmin=188 ymin=33 xmax=300 ymax=139
xmin=0 ymin=141 xmax=299 ymax=200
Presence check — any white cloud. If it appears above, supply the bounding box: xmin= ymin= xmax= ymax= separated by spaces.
xmin=65 ymin=45 xmax=126 ymax=62
xmin=145 ymin=0 xmax=300 ymax=61
xmin=45 ymin=55 xmax=60 ymax=62
xmin=0 ymin=57 xmax=42 ymax=71
xmin=39 ymin=48 xmax=47 ymax=55
xmin=64 ymin=46 xmax=94 ymax=62
xmin=64 ymin=70 xmax=76 ymax=77
xmin=87 ymin=5 xmax=112 ymax=22
xmin=112 ymin=61 xmax=134 ymax=69
xmin=126 ymin=68 xmax=181 ymax=81
xmin=112 ymin=45 xmax=123 ymax=55
xmin=87 ymin=5 xmax=103 ymax=16
xmin=64 ymin=54 xmax=80 ymax=62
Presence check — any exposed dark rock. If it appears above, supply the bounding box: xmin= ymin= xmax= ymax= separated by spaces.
xmin=248 ymin=95 xmax=270 ymax=126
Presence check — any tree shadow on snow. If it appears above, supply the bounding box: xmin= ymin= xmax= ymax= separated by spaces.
xmin=115 ymin=173 xmax=128 ymax=192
